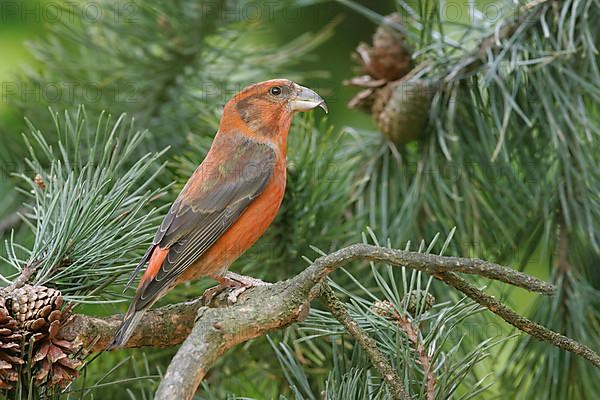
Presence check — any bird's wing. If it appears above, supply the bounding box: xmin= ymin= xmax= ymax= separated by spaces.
xmin=130 ymin=134 xmax=277 ymax=310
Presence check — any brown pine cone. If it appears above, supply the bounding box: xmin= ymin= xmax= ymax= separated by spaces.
xmin=32 ymin=313 xmax=82 ymax=388
xmin=355 ymin=13 xmax=413 ymax=81
xmin=371 ymin=299 xmax=397 ymax=319
xmin=401 ymin=290 xmax=436 ymax=315
xmin=371 ymin=291 xmax=435 ymax=321
xmin=0 ymin=297 xmax=24 ymax=389
xmin=347 ymin=13 xmax=432 ymax=145
xmin=373 ymin=78 xmax=432 ymax=145
xmin=6 ymin=284 xmax=63 ymax=330
xmin=0 ymin=285 xmax=82 ymax=390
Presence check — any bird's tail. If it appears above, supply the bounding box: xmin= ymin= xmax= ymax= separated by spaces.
xmin=109 ymin=306 xmax=146 ymax=349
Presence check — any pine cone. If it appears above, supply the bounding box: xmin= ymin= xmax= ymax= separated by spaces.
xmin=373 ymin=78 xmax=432 ymax=145
xmin=32 ymin=311 xmax=82 ymax=388
xmin=355 ymin=13 xmax=413 ymax=81
xmin=347 ymin=13 xmax=432 ymax=145
xmin=371 ymin=300 xmax=396 ymax=319
xmin=0 ymin=285 xmax=82 ymax=390
xmin=371 ymin=292 xmax=435 ymax=321
xmin=0 ymin=297 xmax=23 ymax=389
xmin=6 ymin=285 xmax=63 ymax=330
xmin=401 ymin=290 xmax=435 ymax=315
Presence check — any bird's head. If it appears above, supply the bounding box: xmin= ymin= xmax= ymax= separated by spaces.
xmin=220 ymin=79 xmax=327 ymax=142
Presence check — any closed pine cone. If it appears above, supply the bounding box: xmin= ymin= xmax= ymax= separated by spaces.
xmin=373 ymin=78 xmax=432 ymax=144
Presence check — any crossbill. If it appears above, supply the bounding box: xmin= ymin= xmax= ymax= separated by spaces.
xmin=111 ymin=79 xmax=327 ymax=348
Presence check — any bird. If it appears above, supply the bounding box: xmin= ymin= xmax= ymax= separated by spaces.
xmin=110 ymin=79 xmax=327 ymax=348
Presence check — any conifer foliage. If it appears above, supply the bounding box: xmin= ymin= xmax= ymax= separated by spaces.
xmin=0 ymin=0 xmax=598 ymax=399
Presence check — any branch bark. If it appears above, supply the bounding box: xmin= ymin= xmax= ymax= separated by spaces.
xmin=60 ymin=299 xmax=205 ymax=352
xmin=434 ymin=271 xmax=600 ymax=368
xmin=52 ymin=244 xmax=600 ymax=399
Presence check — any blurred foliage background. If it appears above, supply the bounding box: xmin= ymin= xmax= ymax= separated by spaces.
xmin=0 ymin=0 xmax=598 ymax=399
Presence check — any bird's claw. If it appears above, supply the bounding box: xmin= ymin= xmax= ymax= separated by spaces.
xmin=202 ymin=272 xmax=271 ymax=305
xmin=201 ymin=285 xmax=225 ymax=304
xmin=226 ymin=286 xmax=248 ymax=304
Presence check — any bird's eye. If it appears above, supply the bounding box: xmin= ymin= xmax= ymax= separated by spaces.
xmin=269 ymin=86 xmax=282 ymax=96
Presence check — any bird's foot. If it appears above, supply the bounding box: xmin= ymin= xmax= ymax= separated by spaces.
xmin=202 ymin=272 xmax=271 ymax=305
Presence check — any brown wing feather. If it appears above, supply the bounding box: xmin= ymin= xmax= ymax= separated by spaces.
xmin=132 ymin=133 xmax=276 ymax=310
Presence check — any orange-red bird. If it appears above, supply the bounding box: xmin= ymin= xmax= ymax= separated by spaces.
xmin=111 ymin=79 xmax=327 ymax=348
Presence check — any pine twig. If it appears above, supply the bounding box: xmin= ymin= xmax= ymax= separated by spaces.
xmin=1 ymin=259 xmax=43 ymax=293
xmin=435 ymin=272 xmax=600 ymax=368
xmin=306 ymin=244 xmax=555 ymax=295
xmin=152 ymin=244 xmax=594 ymax=398
xmin=319 ymin=284 xmax=410 ymax=400
xmin=387 ymin=305 xmax=436 ymax=400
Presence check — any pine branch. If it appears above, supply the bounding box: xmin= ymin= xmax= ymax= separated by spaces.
xmin=2 ymin=261 xmax=39 ymax=291
xmin=2 ymin=109 xmax=167 ymax=301
xmin=60 ymin=299 xmax=204 ymax=351
xmin=434 ymin=272 xmax=600 ymax=369
xmin=319 ymin=284 xmax=410 ymax=400
xmin=304 ymin=244 xmax=555 ymax=295
xmin=151 ymin=245 xmax=597 ymax=397
xmin=49 ymin=243 xmax=600 ymax=398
